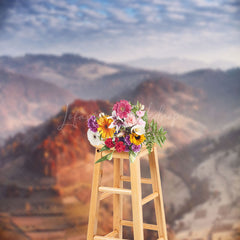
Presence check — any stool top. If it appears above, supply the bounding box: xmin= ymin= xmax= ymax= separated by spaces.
xmin=94 ymin=144 xmax=156 ymax=160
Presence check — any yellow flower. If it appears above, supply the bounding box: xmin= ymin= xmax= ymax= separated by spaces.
xmin=97 ymin=116 xmax=115 ymax=139
xmin=129 ymin=133 xmax=146 ymax=145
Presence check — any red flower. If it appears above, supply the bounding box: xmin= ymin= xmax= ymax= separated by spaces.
xmin=105 ymin=138 xmax=115 ymax=148
xmin=115 ymin=141 xmax=125 ymax=152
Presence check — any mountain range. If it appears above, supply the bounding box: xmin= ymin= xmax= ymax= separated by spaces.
xmin=0 ymin=53 xmax=239 ymax=239
xmin=1 ymin=54 xmax=240 ymax=143
xmin=126 ymin=57 xmax=239 ymax=73
xmin=0 ymin=54 xmax=160 ymax=100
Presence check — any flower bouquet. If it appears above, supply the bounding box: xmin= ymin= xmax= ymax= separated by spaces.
xmin=87 ymin=100 xmax=167 ymax=163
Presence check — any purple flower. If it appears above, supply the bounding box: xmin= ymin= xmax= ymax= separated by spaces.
xmin=131 ymin=144 xmax=141 ymax=153
xmin=124 ymin=145 xmax=130 ymax=152
xmin=125 ymin=135 xmax=131 ymax=146
xmin=88 ymin=115 xmax=99 ymax=132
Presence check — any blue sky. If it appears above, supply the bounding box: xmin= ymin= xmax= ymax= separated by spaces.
xmin=0 ymin=0 xmax=239 ymax=64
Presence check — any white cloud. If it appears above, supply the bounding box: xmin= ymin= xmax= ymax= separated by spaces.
xmin=0 ymin=0 xmax=239 ymax=65
xmin=107 ymin=7 xmax=137 ymax=23
xmin=168 ymin=13 xmax=185 ymax=20
xmin=194 ymin=0 xmax=221 ymax=7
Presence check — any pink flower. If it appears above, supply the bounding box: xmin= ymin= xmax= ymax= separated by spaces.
xmin=137 ymin=118 xmax=146 ymax=127
xmin=136 ymin=110 xmax=145 ymax=117
xmin=113 ymin=100 xmax=132 ymax=119
xmin=125 ymin=113 xmax=137 ymax=127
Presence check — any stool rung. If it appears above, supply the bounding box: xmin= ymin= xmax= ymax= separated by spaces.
xmin=121 ymin=220 xmax=158 ymax=231
xmin=99 ymin=186 xmax=131 ymax=195
xmin=120 ymin=176 xmax=152 ymax=184
xmin=104 ymin=230 xmax=118 ymax=237
xmin=142 ymin=192 xmax=159 ymax=205
xmin=94 ymin=236 xmax=128 ymax=240
xmin=99 ymin=192 xmax=112 ymax=200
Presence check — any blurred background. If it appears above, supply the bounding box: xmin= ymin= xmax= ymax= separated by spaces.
xmin=0 ymin=0 xmax=240 ymax=239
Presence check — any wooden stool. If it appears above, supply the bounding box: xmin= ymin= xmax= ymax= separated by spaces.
xmin=87 ymin=145 xmax=168 ymax=240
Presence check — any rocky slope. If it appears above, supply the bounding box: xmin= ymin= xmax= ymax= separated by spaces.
xmin=162 ymin=126 xmax=240 ymax=239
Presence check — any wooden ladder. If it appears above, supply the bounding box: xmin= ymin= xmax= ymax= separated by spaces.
xmin=87 ymin=145 xmax=168 ymax=240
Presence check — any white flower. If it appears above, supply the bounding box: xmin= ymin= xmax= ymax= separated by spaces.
xmin=116 ymin=131 xmax=125 ymax=137
xmin=131 ymin=125 xmax=145 ymax=135
xmin=99 ymin=112 xmax=105 ymax=117
xmin=108 ymin=110 xmax=123 ymax=132
xmin=108 ymin=121 xmax=115 ymax=129
xmin=87 ymin=129 xmax=103 ymax=146
xmin=112 ymin=110 xmax=117 ymax=117
xmin=140 ymin=104 xmax=145 ymax=110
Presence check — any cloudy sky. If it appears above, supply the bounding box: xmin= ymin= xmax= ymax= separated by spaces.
xmin=0 ymin=0 xmax=239 ymax=64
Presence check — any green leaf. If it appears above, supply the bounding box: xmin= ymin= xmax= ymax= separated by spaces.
xmin=150 ymin=119 xmax=154 ymax=129
xmin=155 ymin=136 xmax=162 ymax=147
xmin=106 ymin=151 xmax=113 ymax=160
xmin=129 ymin=151 xmax=138 ymax=163
xmin=154 ymin=122 xmax=157 ymax=132
xmin=95 ymin=152 xmax=113 ymax=164
xmin=99 ymin=145 xmax=110 ymax=152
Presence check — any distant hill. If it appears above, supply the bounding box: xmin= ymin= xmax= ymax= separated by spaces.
xmin=1 ymin=53 xmax=239 ymax=136
xmin=0 ymin=98 xmax=112 ymax=178
xmin=0 ymin=68 xmax=75 ymax=140
xmin=112 ymin=68 xmax=240 ymax=130
xmin=175 ymin=68 xmax=240 ymax=128
xmin=113 ymin=76 xmax=207 ymax=147
xmin=126 ymin=57 xmax=238 ymax=73
xmin=116 ymin=76 xmax=202 ymax=112
xmin=0 ymin=54 xmax=163 ymax=100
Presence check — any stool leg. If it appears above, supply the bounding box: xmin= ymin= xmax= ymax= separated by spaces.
xmin=113 ymin=158 xmax=123 ymax=238
xmin=149 ymin=146 xmax=168 ymax=240
xmin=87 ymin=150 xmax=103 ymax=240
xmin=130 ymin=156 xmax=144 ymax=240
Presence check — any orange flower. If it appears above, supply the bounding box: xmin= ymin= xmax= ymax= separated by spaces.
xmin=97 ymin=116 xmax=115 ymax=139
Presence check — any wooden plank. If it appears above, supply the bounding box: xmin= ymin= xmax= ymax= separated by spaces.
xmin=149 ymin=146 xmax=168 ymax=240
xmin=120 ymin=176 xmax=152 ymax=184
xmin=101 ymin=150 xmax=129 ymax=160
xmin=113 ymin=158 xmax=123 ymax=238
xmin=130 ymin=156 xmax=144 ymax=240
xmin=99 ymin=187 xmax=131 ymax=195
xmin=142 ymin=192 xmax=159 ymax=205
xmin=87 ymin=150 xmax=103 ymax=240
xmin=95 ymin=144 xmax=154 ymax=160
xmin=121 ymin=220 xmax=158 ymax=231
